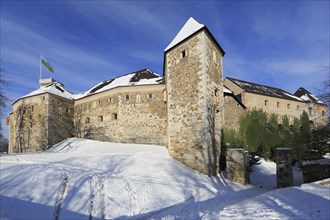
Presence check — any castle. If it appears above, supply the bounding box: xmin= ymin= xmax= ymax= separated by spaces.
xmin=7 ymin=18 xmax=328 ymax=176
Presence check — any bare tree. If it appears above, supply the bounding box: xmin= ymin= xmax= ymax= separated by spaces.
xmin=317 ymin=66 xmax=330 ymax=106
xmin=0 ymin=60 xmax=10 ymax=151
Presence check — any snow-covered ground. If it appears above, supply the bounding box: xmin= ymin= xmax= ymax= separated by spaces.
xmin=1 ymin=138 xmax=329 ymax=219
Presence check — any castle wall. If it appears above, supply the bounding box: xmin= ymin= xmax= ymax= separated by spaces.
xmin=8 ymin=94 xmax=49 ymax=153
xmin=224 ymin=94 xmax=246 ymax=131
xmin=224 ymin=79 xmax=328 ymax=127
xmin=165 ymin=29 xmax=224 ymax=175
xmin=74 ymin=84 xmax=167 ymax=145
xmin=47 ymin=95 xmax=74 ymax=146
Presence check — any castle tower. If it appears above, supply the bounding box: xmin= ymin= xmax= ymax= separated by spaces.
xmin=164 ymin=17 xmax=225 ymax=176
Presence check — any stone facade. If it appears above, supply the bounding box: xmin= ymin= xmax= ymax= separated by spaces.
xmin=165 ymin=28 xmax=224 ymax=176
xmin=7 ymin=93 xmax=74 ymax=153
xmin=224 ymin=93 xmax=246 ymax=131
xmin=224 ymin=78 xmax=328 ymax=127
xmin=74 ymin=84 xmax=167 ymax=145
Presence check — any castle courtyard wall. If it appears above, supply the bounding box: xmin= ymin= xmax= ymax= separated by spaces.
xmin=74 ymin=84 xmax=167 ymax=146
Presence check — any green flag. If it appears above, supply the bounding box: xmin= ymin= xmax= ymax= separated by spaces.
xmin=41 ymin=56 xmax=54 ymax=73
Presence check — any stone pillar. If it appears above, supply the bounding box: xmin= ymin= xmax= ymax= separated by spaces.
xmin=226 ymin=148 xmax=250 ymax=185
xmin=276 ymin=148 xmax=293 ymax=188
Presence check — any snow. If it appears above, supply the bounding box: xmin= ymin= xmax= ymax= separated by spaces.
xmin=301 ymin=94 xmax=312 ymax=102
xmin=1 ymin=138 xmax=329 ymax=219
xmin=165 ymin=17 xmax=205 ymax=51
xmin=223 ymin=87 xmax=232 ymax=94
xmin=16 ymin=82 xmax=76 ymax=102
xmin=16 ymin=69 xmax=163 ymax=101
xmin=283 ymin=92 xmax=303 ymax=101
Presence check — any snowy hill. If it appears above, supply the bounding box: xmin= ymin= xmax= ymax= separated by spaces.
xmin=1 ymin=138 xmax=329 ymax=219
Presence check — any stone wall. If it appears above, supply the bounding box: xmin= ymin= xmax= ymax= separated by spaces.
xmin=224 ymin=94 xmax=246 ymax=131
xmin=47 ymin=94 xmax=74 ymax=146
xmin=74 ymin=84 xmax=167 ymax=145
xmin=165 ymin=29 xmax=224 ymax=175
xmin=224 ymin=79 xmax=329 ymax=127
xmin=226 ymin=148 xmax=250 ymax=184
xmin=8 ymin=94 xmax=49 ymax=153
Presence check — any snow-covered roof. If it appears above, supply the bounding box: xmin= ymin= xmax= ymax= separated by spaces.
xmin=13 ymin=82 xmax=76 ymax=104
xmin=227 ymin=77 xmax=304 ymax=102
xmin=165 ymin=17 xmax=205 ymax=52
xmin=13 ymin=69 xmax=164 ymax=104
xmin=294 ymin=87 xmax=324 ymax=104
xmin=75 ymin=69 xmax=164 ymax=99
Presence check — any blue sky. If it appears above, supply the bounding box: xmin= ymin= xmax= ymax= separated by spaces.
xmin=1 ymin=1 xmax=329 ymax=138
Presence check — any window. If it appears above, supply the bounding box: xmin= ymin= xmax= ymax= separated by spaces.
xmin=112 ymin=113 xmax=118 ymax=120
xmin=265 ymin=100 xmax=268 ymax=106
xmin=66 ymin=108 xmax=70 ymax=113
xmin=148 ymin=94 xmax=153 ymax=100
xmin=109 ymin=97 xmax=113 ymax=103
xmin=278 ymin=124 xmax=283 ymax=131
xmin=30 ymin=122 xmax=33 ymax=128
xmin=297 ymin=105 xmax=300 ymax=110
xmin=98 ymin=100 xmax=101 ymax=105
xmin=214 ymin=88 xmax=219 ymax=97
xmin=31 ymin=105 xmax=34 ymax=112
xmin=287 ymin=104 xmax=290 ymax=109
xmin=322 ymin=111 xmax=325 ymax=116
xmin=85 ymin=117 xmax=90 ymax=124
xmin=277 ymin=102 xmax=280 ymax=108
xmin=180 ymin=49 xmax=187 ymax=58
xmin=136 ymin=95 xmax=141 ymax=103
xmin=125 ymin=95 xmax=130 ymax=101
xmin=98 ymin=115 xmax=103 ymax=122
xmin=42 ymin=96 xmax=45 ymax=101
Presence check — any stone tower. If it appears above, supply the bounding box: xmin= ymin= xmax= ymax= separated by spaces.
xmin=164 ymin=17 xmax=225 ymax=176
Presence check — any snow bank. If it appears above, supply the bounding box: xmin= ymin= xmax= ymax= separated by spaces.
xmin=1 ymin=139 xmax=329 ymax=219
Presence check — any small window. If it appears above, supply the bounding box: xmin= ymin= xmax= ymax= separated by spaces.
xmin=98 ymin=115 xmax=103 ymax=122
xmin=66 ymin=108 xmax=70 ymax=113
xmin=85 ymin=117 xmax=90 ymax=124
xmin=297 ymin=105 xmax=300 ymax=110
xmin=148 ymin=94 xmax=153 ymax=100
xmin=322 ymin=111 xmax=325 ymax=116
xmin=109 ymin=97 xmax=113 ymax=103
xmin=287 ymin=104 xmax=290 ymax=109
xmin=277 ymin=102 xmax=280 ymax=108
xmin=98 ymin=100 xmax=101 ymax=105
xmin=278 ymin=124 xmax=283 ymax=131
xmin=112 ymin=113 xmax=118 ymax=120
xmin=214 ymin=88 xmax=219 ymax=97
xmin=42 ymin=96 xmax=45 ymax=101
xmin=31 ymin=105 xmax=34 ymax=112
xmin=125 ymin=95 xmax=130 ymax=101
xmin=265 ymin=100 xmax=268 ymax=106
xmin=30 ymin=122 xmax=33 ymax=128
xmin=136 ymin=95 xmax=141 ymax=103
xmin=180 ymin=50 xmax=187 ymax=58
